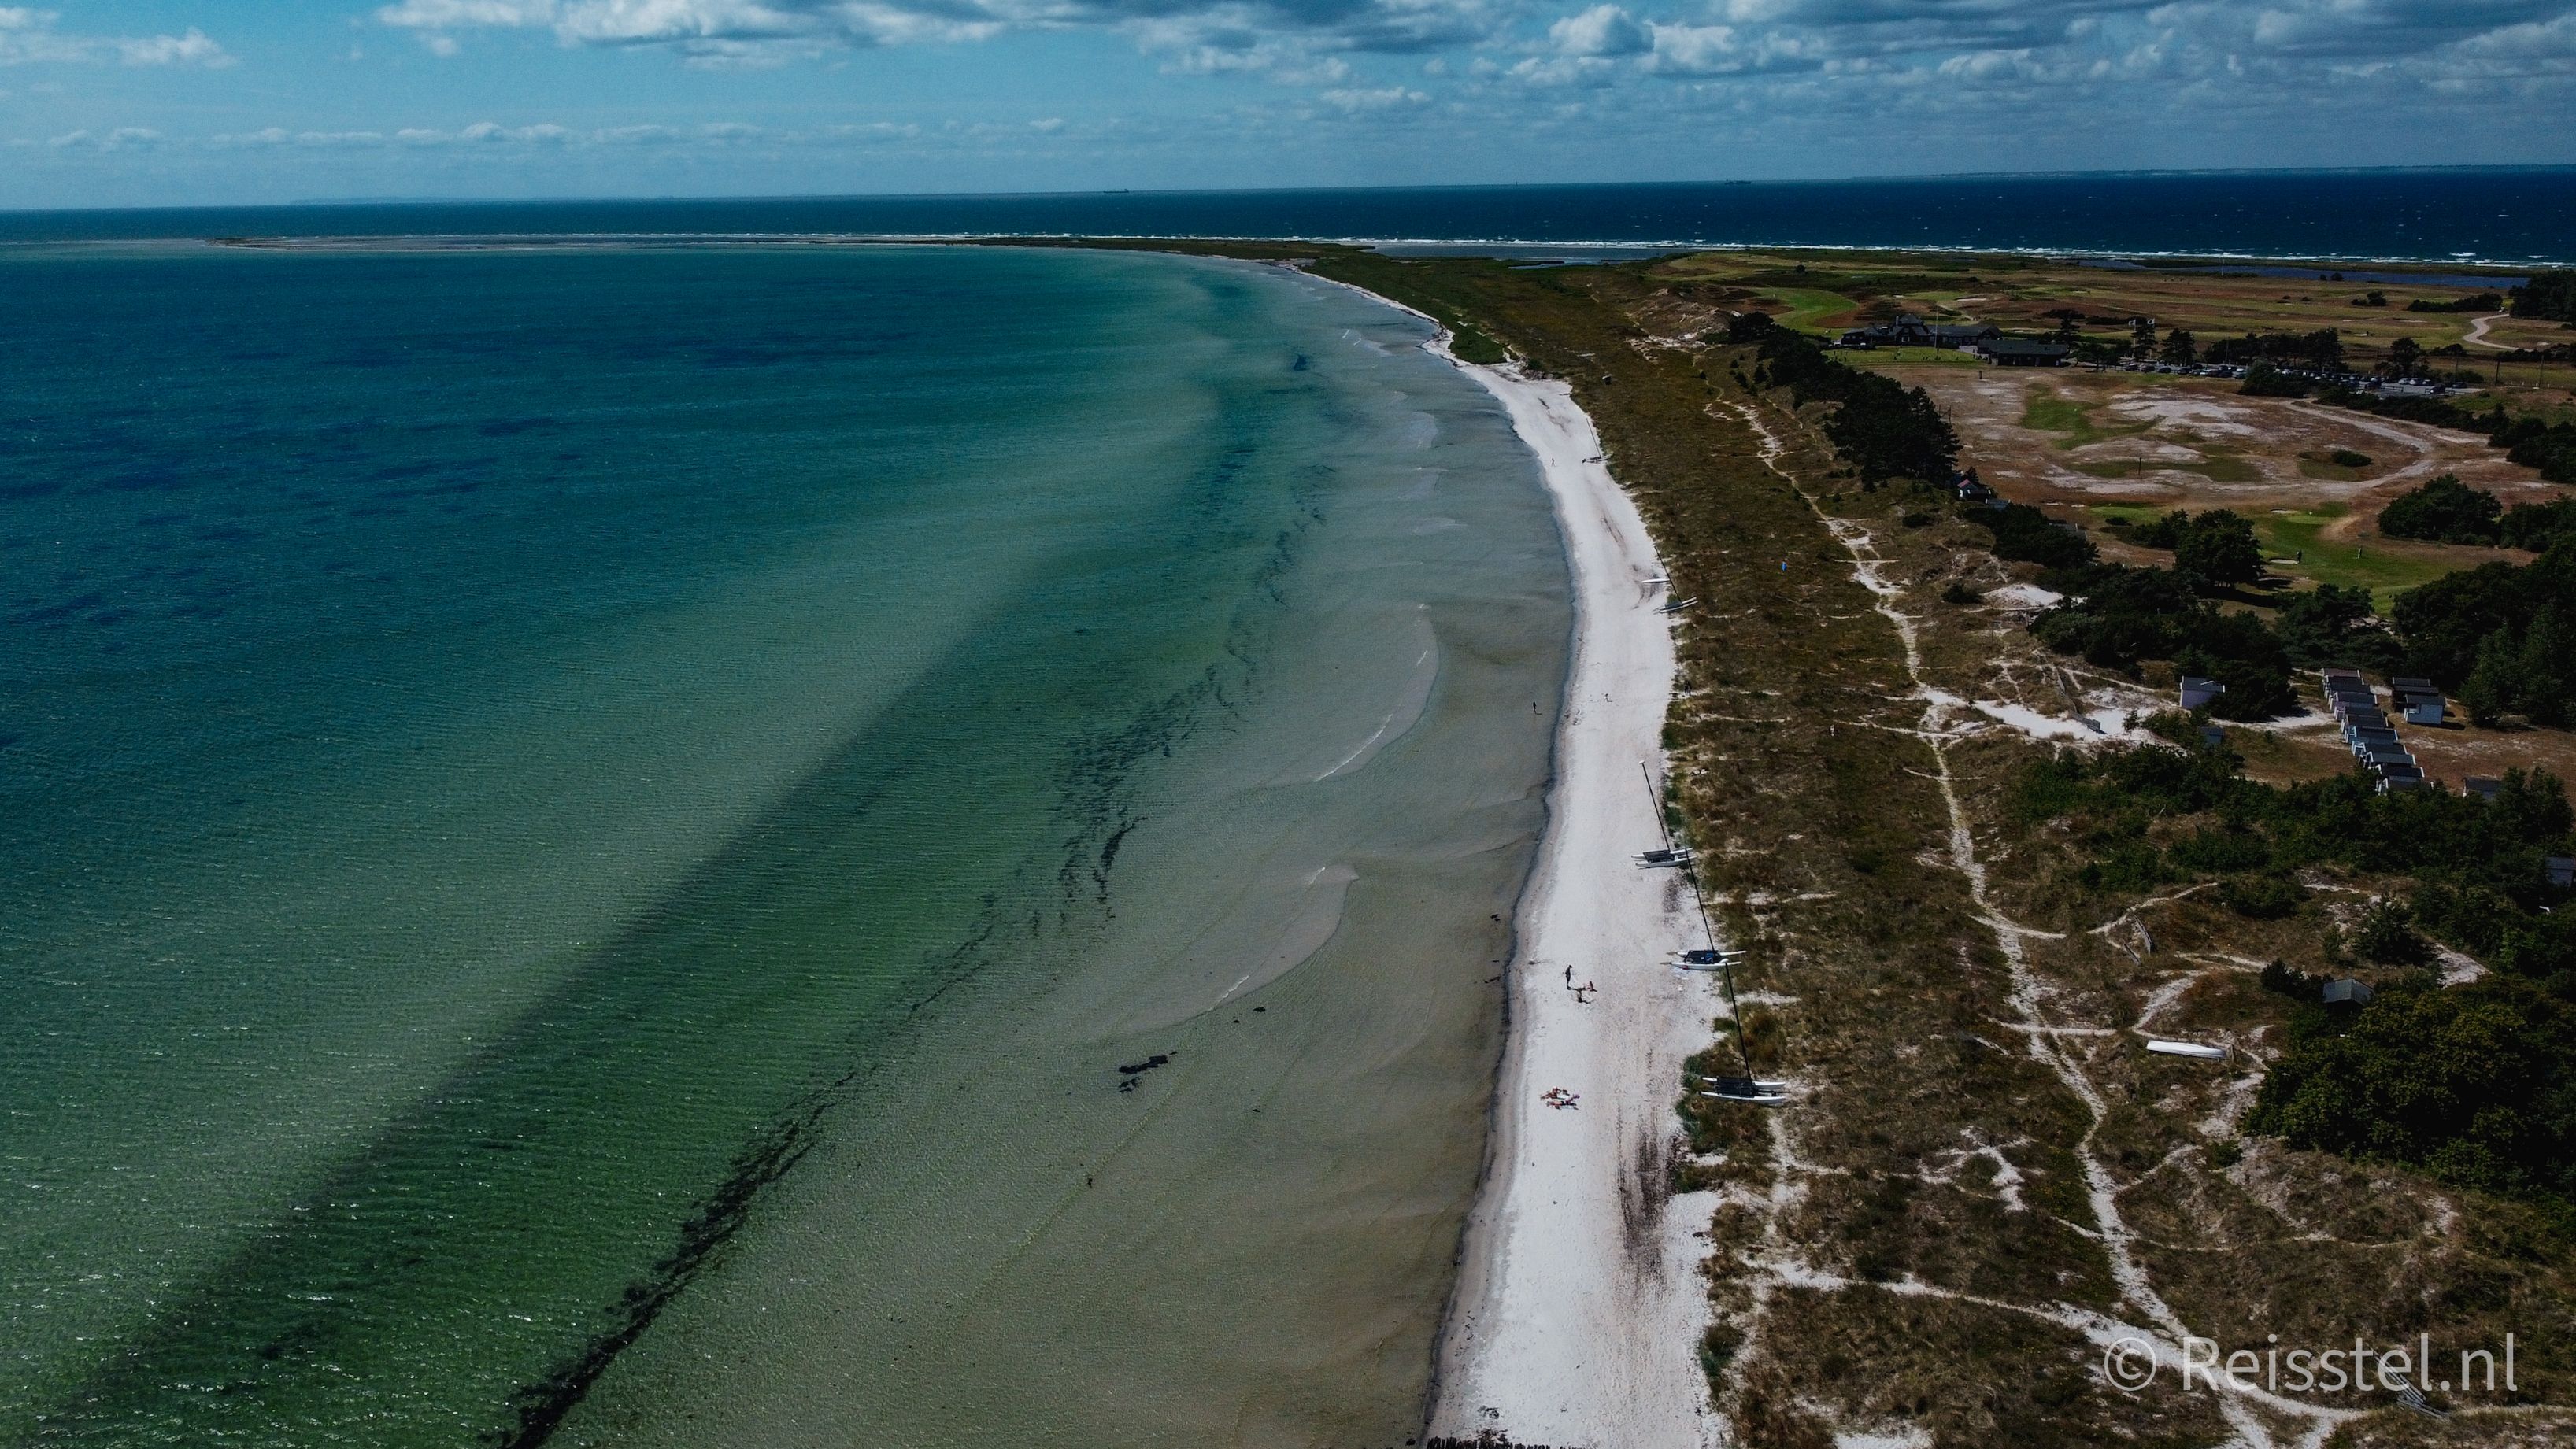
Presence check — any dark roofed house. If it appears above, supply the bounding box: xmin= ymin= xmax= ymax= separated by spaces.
xmin=2323 ymin=978 xmax=2374 ymax=1005
xmin=1840 ymin=312 xmax=1960 ymax=349
xmin=1930 ymin=323 xmax=2002 ymax=349
xmin=2550 ymin=856 xmax=2574 ymax=889
xmin=1978 ymin=338 xmax=2069 ymax=368
xmin=2466 ymin=776 xmax=2503 ymax=800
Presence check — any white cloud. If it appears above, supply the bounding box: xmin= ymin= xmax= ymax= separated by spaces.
xmin=375 ymin=0 xmax=557 ymax=26
xmin=377 ymin=0 xmax=1511 ymax=64
xmin=0 ymin=9 xmax=231 ymax=67
xmin=49 ymin=124 xmax=161 ymax=147
xmin=178 ymin=119 xmax=938 ymax=153
xmin=1550 ymin=3 xmax=1649 ymax=55
xmin=1319 ymin=83 xmax=1429 ymax=106
xmin=117 ymin=28 xmax=232 ymax=66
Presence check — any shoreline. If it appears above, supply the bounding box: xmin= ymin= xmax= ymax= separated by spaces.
xmin=1325 ymin=266 xmax=1724 ymax=1446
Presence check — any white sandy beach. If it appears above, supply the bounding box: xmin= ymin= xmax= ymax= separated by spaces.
xmin=1425 ymin=352 xmax=1728 ymax=1449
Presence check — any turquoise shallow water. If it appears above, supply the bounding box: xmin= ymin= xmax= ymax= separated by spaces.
xmin=0 ymin=244 xmax=1567 ymax=1444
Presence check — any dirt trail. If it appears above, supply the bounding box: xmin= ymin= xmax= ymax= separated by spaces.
xmin=1725 ymin=399 xmax=2357 ymax=1449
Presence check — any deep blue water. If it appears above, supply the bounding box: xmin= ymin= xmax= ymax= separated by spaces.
xmin=3 ymin=170 xmax=2573 ymax=263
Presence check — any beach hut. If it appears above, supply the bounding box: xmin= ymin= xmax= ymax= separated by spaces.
xmin=2180 ymin=676 xmax=2226 ymax=710
xmin=2550 ymin=856 xmax=2574 ymax=889
xmin=2401 ymin=695 xmax=2445 ymax=726
xmin=2323 ymin=978 xmax=2374 ymax=1005
xmin=2200 ymin=723 xmax=2226 ymax=749
xmin=2466 ymin=777 xmax=2503 ymax=800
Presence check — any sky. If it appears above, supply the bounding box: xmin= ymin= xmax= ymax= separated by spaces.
xmin=4 ymin=1 xmax=2574 ymax=209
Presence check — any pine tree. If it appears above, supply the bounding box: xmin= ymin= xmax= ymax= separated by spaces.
xmin=2517 ymin=604 xmax=2574 ymax=727
xmin=2463 ymin=625 xmax=2519 ymax=726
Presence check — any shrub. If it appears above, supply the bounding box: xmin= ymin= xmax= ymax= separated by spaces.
xmin=2408 ymin=292 xmax=2505 ymax=314
xmin=2274 ymin=583 xmax=2402 ymax=671
xmin=2511 ymin=271 xmax=2576 ymax=323
xmin=2241 ymin=364 xmax=2311 ymax=397
xmin=2220 ymin=874 xmax=2308 ymax=919
xmin=2247 ymin=978 xmax=2576 ymax=1208
xmin=2378 ymin=474 xmax=2502 ymax=544
xmin=1972 ymin=502 xmax=2097 ymax=569
xmin=2029 ymin=564 xmax=2296 ymax=719
xmin=2356 ymin=897 xmax=2430 ymax=965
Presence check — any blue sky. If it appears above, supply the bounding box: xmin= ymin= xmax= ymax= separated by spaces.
xmin=6 ymin=1 xmax=2575 ymax=207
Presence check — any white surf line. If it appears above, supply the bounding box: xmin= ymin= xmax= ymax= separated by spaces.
xmin=1316 ymin=647 xmax=1435 ymax=781
xmin=1727 ymin=401 xmax=2354 ymax=1449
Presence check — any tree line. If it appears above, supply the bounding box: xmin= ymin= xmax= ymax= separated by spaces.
xmin=1723 ymin=312 xmax=1957 ymax=486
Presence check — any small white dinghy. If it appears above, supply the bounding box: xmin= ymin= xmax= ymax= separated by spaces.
xmin=2146 ymin=1040 xmax=2227 ymax=1060
xmin=1694 ymin=1074 xmax=1791 ymax=1105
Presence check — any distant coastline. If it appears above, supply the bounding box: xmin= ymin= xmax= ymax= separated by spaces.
xmin=6 ymin=170 xmax=2576 ymax=264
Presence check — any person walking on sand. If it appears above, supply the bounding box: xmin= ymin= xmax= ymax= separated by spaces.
xmin=1564 ymin=964 xmax=1574 ymax=988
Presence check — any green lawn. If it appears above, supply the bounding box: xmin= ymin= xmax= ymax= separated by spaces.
xmin=2071 ymin=450 xmax=2262 ymax=484
xmin=2089 ymin=501 xmax=2455 ymax=612
xmin=1765 ymin=286 xmax=1862 ymax=332
xmin=2021 ymin=393 xmax=2153 ymax=449
xmin=2256 ymin=509 xmax=2459 ymax=610
xmin=1841 ymin=346 xmax=1986 ymax=369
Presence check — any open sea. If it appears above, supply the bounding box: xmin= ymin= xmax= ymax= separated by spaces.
xmin=5 ymin=169 xmax=2574 ymax=262
xmin=0 ymin=242 xmax=1569 ymax=1444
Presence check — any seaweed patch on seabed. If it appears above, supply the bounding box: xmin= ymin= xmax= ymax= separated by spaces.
xmin=489 ymin=1096 xmax=826 ymax=1448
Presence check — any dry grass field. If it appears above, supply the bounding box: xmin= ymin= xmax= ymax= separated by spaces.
xmin=1893 ymin=365 xmax=2556 ymax=607
xmin=1653 ymin=247 xmax=2576 ymax=409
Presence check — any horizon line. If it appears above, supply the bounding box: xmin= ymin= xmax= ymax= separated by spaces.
xmin=8 ymin=163 xmax=2575 ymax=218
